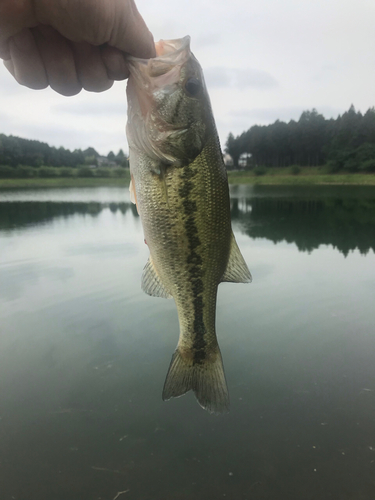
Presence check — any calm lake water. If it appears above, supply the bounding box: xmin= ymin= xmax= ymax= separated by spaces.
xmin=0 ymin=185 xmax=375 ymax=500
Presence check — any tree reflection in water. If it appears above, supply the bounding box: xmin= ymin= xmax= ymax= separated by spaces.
xmin=1 ymin=189 xmax=374 ymax=257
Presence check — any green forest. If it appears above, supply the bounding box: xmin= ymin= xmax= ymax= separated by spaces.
xmin=2 ymin=104 xmax=375 ymax=180
xmin=225 ymin=105 xmax=375 ymax=172
xmin=0 ymin=134 xmax=128 ymax=178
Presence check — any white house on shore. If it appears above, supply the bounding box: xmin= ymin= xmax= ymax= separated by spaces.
xmin=97 ymin=156 xmax=117 ymax=168
xmin=223 ymin=153 xmax=234 ymax=168
xmin=238 ymin=152 xmax=252 ymax=168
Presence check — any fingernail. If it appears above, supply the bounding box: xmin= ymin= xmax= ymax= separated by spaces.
xmin=148 ymin=32 xmax=156 ymax=58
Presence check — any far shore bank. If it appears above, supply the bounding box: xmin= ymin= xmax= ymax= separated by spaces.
xmin=0 ymin=177 xmax=129 ymax=189
xmin=1 ymin=169 xmax=375 ymax=189
xmin=227 ymin=170 xmax=375 ymax=186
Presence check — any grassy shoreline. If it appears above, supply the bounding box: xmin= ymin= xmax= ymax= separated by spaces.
xmin=1 ymin=169 xmax=375 ymax=189
xmin=0 ymin=177 xmax=130 ymax=189
xmin=227 ymin=170 xmax=375 ymax=185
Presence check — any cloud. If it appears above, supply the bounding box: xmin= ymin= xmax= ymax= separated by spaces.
xmin=0 ymin=111 xmax=12 ymax=128
xmin=204 ymin=67 xmax=279 ymax=90
xmin=193 ymin=33 xmax=222 ymax=50
xmin=228 ymin=105 xmax=344 ymax=124
xmin=52 ymin=101 xmax=127 ymax=116
xmin=229 ymin=106 xmax=305 ymax=123
xmin=0 ymin=75 xmax=129 ymax=155
xmin=0 ymin=66 xmax=30 ymax=95
xmin=2 ymin=121 xmax=128 ymax=154
xmin=311 ymin=64 xmax=338 ymax=83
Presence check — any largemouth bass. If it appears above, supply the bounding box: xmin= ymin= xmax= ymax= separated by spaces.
xmin=126 ymin=36 xmax=251 ymax=414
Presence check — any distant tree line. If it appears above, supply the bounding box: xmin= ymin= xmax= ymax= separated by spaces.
xmin=225 ymin=105 xmax=375 ymax=172
xmin=0 ymin=133 xmax=128 ymax=169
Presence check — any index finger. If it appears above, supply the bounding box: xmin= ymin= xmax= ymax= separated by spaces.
xmin=0 ymin=0 xmax=155 ymax=60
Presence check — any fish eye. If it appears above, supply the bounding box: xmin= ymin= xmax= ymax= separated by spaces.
xmin=184 ymin=77 xmax=201 ymax=96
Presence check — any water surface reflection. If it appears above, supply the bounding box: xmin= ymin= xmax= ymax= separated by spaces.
xmin=231 ymin=195 xmax=375 ymax=255
xmin=2 ymin=185 xmax=375 ymax=256
xmin=0 ymin=185 xmax=374 ymax=500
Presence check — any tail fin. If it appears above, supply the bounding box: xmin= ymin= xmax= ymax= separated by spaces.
xmin=162 ymin=348 xmax=229 ymax=414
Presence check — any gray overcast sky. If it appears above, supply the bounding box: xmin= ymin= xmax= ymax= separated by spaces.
xmin=1 ymin=0 xmax=375 ymax=155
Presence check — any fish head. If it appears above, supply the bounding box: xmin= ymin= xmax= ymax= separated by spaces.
xmin=126 ymin=36 xmax=214 ymax=166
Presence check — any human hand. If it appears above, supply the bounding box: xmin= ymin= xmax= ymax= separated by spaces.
xmin=0 ymin=0 xmax=155 ymax=96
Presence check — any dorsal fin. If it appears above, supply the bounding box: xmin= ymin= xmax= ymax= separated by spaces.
xmin=221 ymin=232 xmax=252 ymax=283
xmin=141 ymin=256 xmax=172 ymax=298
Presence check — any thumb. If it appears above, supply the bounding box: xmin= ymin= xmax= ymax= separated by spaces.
xmin=107 ymin=0 xmax=155 ymax=58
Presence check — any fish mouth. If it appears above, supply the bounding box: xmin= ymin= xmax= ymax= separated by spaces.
xmin=127 ymin=36 xmax=191 ymax=84
xmin=154 ymin=36 xmax=191 ymax=59
xmin=126 ymin=36 xmax=193 ymax=120
xmin=126 ymin=36 xmax=204 ymax=163
xmin=127 ymin=36 xmax=191 ymax=68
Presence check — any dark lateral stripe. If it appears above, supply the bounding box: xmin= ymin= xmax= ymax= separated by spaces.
xmin=178 ymin=164 xmax=207 ymax=364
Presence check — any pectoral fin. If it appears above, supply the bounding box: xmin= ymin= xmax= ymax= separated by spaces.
xmin=221 ymin=232 xmax=252 ymax=283
xmin=141 ymin=256 xmax=172 ymax=298
xmin=129 ymin=174 xmax=139 ymax=214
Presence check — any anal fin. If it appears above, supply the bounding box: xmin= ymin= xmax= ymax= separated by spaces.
xmin=141 ymin=256 xmax=172 ymax=299
xmin=221 ymin=231 xmax=252 ymax=283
